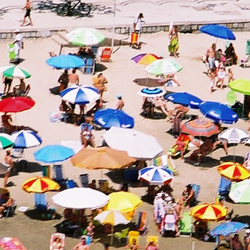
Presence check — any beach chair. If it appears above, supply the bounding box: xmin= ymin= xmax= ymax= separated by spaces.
xmin=9 ymin=43 xmax=17 ymax=63
xmin=218 ymin=176 xmax=231 ymax=198
xmin=34 ymin=193 xmax=47 ymax=211
xmin=226 ymin=90 xmax=237 ymax=107
xmin=66 ymin=179 xmax=77 ymax=189
xmin=53 ymin=165 xmax=64 ymax=182
xmin=179 ymin=212 xmax=193 ymax=237
xmin=153 ymin=154 xmax=178 ymax=176
xmin=161 ymin=213 xmax=176 ymax=236
xmin=136 ymin=212 xmax=148 ymax=235
xmin=168 ymin=134 xmax=190 ymax=158
xmin=113 ymin=227 xmax=129 ymax=245
xmin=84 ymin=58 xmax=95 ymax=75
xmin=50 ymin=233 xmax=65 ymax=250
xmin=191 ymin=183 xmax=201 ymax=206
xmin=91 ymin=45 xmax=99 ymax=58
xmin=42 ymin=165 xmax=51 ymax=178
xmin=4 ymin=200 xmax=17 ymax=217
xmin=80 ymin=174 xmax=89 ymax=188
xmin=100 ymin=48 xmax=112 ymax=62
xmin=130 ymin=32 xmax=140 ymax=49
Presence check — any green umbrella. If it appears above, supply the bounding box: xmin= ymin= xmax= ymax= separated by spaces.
xmin=229 ymin=179 xmax=250 ymax=203
xmin=228 ymin=78 xmax=250 ymax=95
xmin=0 ymin=133 xmax=14 ymax=149
xmin=0 ymin=65 xmax=31 ymax=79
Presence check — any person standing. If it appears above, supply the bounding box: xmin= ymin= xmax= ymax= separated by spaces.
xmin=92 ymin=73 xmax=108 ymax=102
xmin=231 ymin=234 xmax=244 ymax=250
xmin=206 ymin=43 xmax=216 ymax=72
xmin=3 ymin=76 xmax=13 ymax=96
xmin=13 ymin=29 xmax=24 ymax=62
xmin=68 ymin=68 xmax=79 ymax=86
xmin=58 ymin=69 xmax=69 ymax=93
xmin=168 ymin=25 xmax=179 ymax=58
xmin=116 ymin=94 xmax=125 ymax=110
xmin=3 ymin=150 xmax=14 ymax=188
xmin=21 ymin=0 xmax=33 ymax=26
xmin=133 ymin=13 xmax=144 ymax=34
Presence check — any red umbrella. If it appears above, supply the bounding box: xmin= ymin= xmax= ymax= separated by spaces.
xmin=0 ymin=97 xmax=35 ymax=113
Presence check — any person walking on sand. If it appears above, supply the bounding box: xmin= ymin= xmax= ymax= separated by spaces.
xmin=209 ymin=68 xmax=216 ymax=93
xmin=21 ymin=0 xmax=33 ymax=26
xmin=13 ymin=29 xmax=23 ymax=62
xmin=168 ymin=25 xmax=179 ymax=58
xmin=133 ymin=13 xmax=144 ymax=34
xmin=116 ymin=95 xmax=125 ymax=110
xmin=3 ymin=150 xmax=14 ymax=188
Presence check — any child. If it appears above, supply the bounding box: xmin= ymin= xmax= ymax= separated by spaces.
xmin=216 ymin=65 xmax=226 ymax=89
xmin=228 ymin=68 xmax=235 ymax=84
xmin=86 ymin=221 xmax=95 ymax=241
xmin=209 ymin=69 xmax=216 ymax=93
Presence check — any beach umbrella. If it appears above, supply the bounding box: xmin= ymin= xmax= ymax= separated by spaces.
xmin=0 ymin=133 xmax=14 ymax=149
xmin=200 ymin=24 xmax=236 ymax=40
xmin=106 ymin=191 xmax=142 ymax=213
xmin=94 ymin=108 xmax=134 ymax=129
xmin=60 ymin=85 xmax=100 ymax=104
xmin=217 ymin=162 xmax=250 ymax=181
xmin=137 ymin=87 xmax=166 ymax=97
xmin=94 ymin=210 xmax=130 ymax=245
xmin=51 ymin=187 xmax=109 ymax=209
xmin=0 ymin=237 xmax=27 ymax=250
xmin=190 ymin=203 xmax=228 ymax=221
xmin=138 ymin=166 xmax=173 ymax=186
xmin=103 ymin=127 xmax=163 ymax=160
xmin=229 ymin=179 xmax=250 ymax=203
xmin=10 ymin=130 xmax=42 ymax=148
xmin=228 ymin=78 xmax=250 ymax=95
xmin=46 ymin=55 xmax=85 ymax=69
xmin=131 ymin=53 xmax=161 ymax=65
xmin=165 ymin=92 xmax=203 ymax=109
xmin=209 ymin=222 xmax=248 ymax=237
xmin=22 ymin=176 xmax=60 ymax=193
xmin=0 ymin=97 xmax=35 ymax=113
xmin=199 ymin=101 xmax=238 ymax=124
xmin=66 ymin=27 xmax=105 ymax=46
xmin=0 ymin=65 xmax=31 ymax=79
xmin=34 ymin=145 xmax=74 ymax=163
xmin=71 ymin=146 xmax=136 ymax=170
xmin=181 ymin=118 xmax=220 ymax=137
xmin=218 ymin=127 xmax=249 ymax=144
xmin=145 ymin=58 xmax=183 ymax=75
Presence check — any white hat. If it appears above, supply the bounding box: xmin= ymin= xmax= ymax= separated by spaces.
xmin=14 ymin=29 xmax=20 ymax=33
xmin=246 ymin=229 xmax=250 ymax=234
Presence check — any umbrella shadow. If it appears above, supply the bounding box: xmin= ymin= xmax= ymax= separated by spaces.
xmin=232 ymin=215 xmax=250 ymax=226
xmin=220 ymin=155 xmax=245 ymax=163
xmin=133 ymin=77 xmax=164 ymax=87
xmin=15 ymin=161 xmax=43 ymax=173
xmin=25 ymin=209 xmax=62 ymax=221
xmin=184 ymin=155 xmax=220 ymax=168
xmin=95 ymin=63 xmax=107 ymax=72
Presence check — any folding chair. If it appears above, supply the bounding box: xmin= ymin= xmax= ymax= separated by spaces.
xmin=53 ymin=165 xmax=64 ymax=182
xmin=179 ymin=212 xmax=193 ymax=237
xmin=80 ymin=174 xmax=89 ymax=187
xmin=85 ymin=58 xmax=95 ymax=75
xmin=113 ymin=227 xmax=129 ymax=245
xmin=66 ymin=179 xmax=77 ymax=189
xmin=218 ymin=176 xmax=231 ymax=198
xmin=91 ymin=45 xmax=99 ymax=58
xmin=136 ymin=212 xmax=148 ymax=235
xmin=191 ymin=184 xmax=200 ymax=207
xmin=34 ymin=193 xmax=47 ymax=211
xmin=42 ymin=165 xmax=50 ymax=178
xmin=100 ymin=48 xmax=112 ymax=62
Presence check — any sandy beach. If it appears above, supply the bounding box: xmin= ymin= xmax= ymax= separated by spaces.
xmin=0 ymin=30 xmax=250 ymax=250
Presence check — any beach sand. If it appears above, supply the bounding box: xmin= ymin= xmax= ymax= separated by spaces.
xmin=0 ymin=31 xmax=250 ymax=250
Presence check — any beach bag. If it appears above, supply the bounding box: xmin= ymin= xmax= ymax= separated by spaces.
xmin=49 ymin=112 xmax=63 ymax=122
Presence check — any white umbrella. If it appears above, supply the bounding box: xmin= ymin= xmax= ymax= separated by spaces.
xmin=229 ymin=179 xmax=250 ymax=203
xmin=218 ymin=127 xmax=249 ymax=144
xmin=103 ymin=127 xmax=163 ymax=160
xmin=51 ymin=187 xmax=109 ymax=209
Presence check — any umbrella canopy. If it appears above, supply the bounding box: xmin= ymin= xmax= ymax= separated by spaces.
xmin=22 ymin=176 xmax=60 ymax=193
xmin=190 ymin=203 xmax=228 ymax=221
xmin=94 ymin=108 xmax=134 ymax=129
xmin=229 ymin=179 xmax=250 ymax=203
xmin=137 ymin=87 xmax=166 ymax=97
xmin=106 ymin=191 xmax=142 ymax=213
xmin=0 ymin=65 xmax=31 ymax=79
xmin=199 ymin=101 xmax=238 ymax=124
xmin=228 ymin=78 xmax=250 ymax=95
xmin=131 ymin=53 xmax=161 ymax=65
xmin=46 ymin=55 xmax=85 ymax=69
xmin=0 ymin=237 xmax=27 ymax=250
xmin=218 ymin=162 xmax=250 ymax=181
xmin=103 ymin=127 xmax=163 ymax=160
xmin=66 ymin=27 xmax=105 ymax=46
xmin=0 ymin=133 xmax=14 ymax=149
xmin=94 ymin=210 xmax=130 ymax=226
xmin=0 ymin=97 xmax=35 ymax=113
xmin=165 ymin=92 xmax=203 ymax=109
xmin=60 ymin=85 xmax=100 ymax=104
xmin=71 ymin=146 xmax=136 ymax=170
xmin=181 ymin=118 xmax=220 ymax=137
xmin=138 ymin=166 xmax=173 ymax=186
xmin=218 ymin=127 xmax=249 ymax=144
xmin=200 ymin=24 xmax=236 ymax=40
xmin=145 ymin=58 xmax=183 ymax=75
xmin=10 ymin=130 xmax=42 ymax=148
xmin=51 ymin=187 xmax=109 ymax=209
xmin=34 ymin=145 xmax=74 ymax=163
xmin=209 ymin=222 xmax=248 ymax=237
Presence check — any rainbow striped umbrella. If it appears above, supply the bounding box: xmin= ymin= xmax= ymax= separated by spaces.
xmin=131 ymin=53 xmax=161 ymax=65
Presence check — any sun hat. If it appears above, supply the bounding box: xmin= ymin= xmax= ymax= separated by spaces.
xmin=117 ymin=94 xmax=122 ymax=98
xmin=14 ymin=29 xmax=20 ymax=33
xmin=246 ymin=229 xmax=250 ymax=234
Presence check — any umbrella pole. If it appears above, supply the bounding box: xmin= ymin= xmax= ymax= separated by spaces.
xmin=192 ymin=241 xmax=195 ymax=250
xmin=110 ymin=225 xmax=114 ymax=245
xmin=111 ymin=0 xmax=116 ymax=49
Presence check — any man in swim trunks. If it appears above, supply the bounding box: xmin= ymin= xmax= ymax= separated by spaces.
xmin=21 ymin=0 xmax=33 ymax=26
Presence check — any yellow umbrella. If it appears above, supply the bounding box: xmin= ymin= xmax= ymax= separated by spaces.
xmin=218 ymin=162 xmax=250 ymax=181
xmin=190 ymin=203 xmax=228 ymax=221
xmin=105 ymin=192 xmax=142 ymax=213
xmin=71 ymin=146 xmax=136 ymax=170
xmin=22 ymin=176 xmax=60 ymax=193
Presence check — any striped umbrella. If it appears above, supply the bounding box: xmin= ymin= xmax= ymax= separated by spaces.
xmin=60 ymin=85 xmax=100 ymax=104
xmin=229 ymin=179 xmax=250 ymax=203
xmin=131 ymin=53 xmax=161 ymax=65
xmin=0 ymin=65 xmax=31 ymax=78
xmin=0 ymin=133 xmax=14 ymax=149
xmin=138 ymin=87 xmax=165 ymax=97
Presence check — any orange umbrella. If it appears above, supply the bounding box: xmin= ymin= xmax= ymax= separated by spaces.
xmin=218 ymin=162 xmax=250 ymax=181
xmin=190 ymin=203 xmax=228 ymax=221
xmin=22 ymin=176 xmax=60 ymax=193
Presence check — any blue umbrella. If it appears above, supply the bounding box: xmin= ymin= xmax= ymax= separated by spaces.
xmin=34 ymin=145 xmax=74 ymax=163
xmin=138 ymin=87 xmax=165 ymax=97
xmin=165 ymin=92 xmax=203 ymax=109
xmin=199 ymin=101 xmax=238 ymax=124
xmin=94 ymin=108 xmax=134 ymax=129
xmin=11 ymin=130 xmax=42 ymax=148
xmin=200 ymin=24 xmax=236 ymax=40
xmin=46 ymin=55 xmax=85 ymax=69
xmin=209 ymin=222 xmax=248 ymax=237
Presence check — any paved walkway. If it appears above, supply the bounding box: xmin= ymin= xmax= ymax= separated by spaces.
xmin=0 ymin=0 xmax=250 ymax=33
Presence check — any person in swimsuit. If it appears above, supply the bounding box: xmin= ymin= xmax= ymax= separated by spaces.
xmin=3 ymin=150 xmax=14 ymax=188
xmin=125 ymin=238 xmax=142 ymax=250
xmin=216 ymin=65 xmax=226 ymax=89
xmin=168 ymin=25 xmax=179 ymax=58
xmin=0 ymin=192 xmax=13 ymax=218
xmin=68 ymin=68 xmax=79 ymax=86
xmin=21 ymin=0 xmax=33 ymax=26
xmin=3 ymin=76 xmax=13 ymax=96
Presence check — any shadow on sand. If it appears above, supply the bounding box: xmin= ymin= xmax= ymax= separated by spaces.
xmin=133 ymin=77 xmax=164 ymax=87
xmin=25 ymin=209 xmax=62 ymax=221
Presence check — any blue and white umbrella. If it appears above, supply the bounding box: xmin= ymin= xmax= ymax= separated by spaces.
xmin=10 ymin=130 xmax=42 ymax=148
xmin=138 ymin=87 xmax=165 ymax=97
xmin=94 ymin=108 xmax=134 ymax=129
xmin=199 ymin=101 xmax=238 ymax=124
xmin=34 ymin=145 xmax=74 ymax=163
xmin=138 ymin=166 xmax=173 ymax=186
xmin=46 ymin=55 xmax=85 ymax=69
xmin=165 ymin=92 xmax=203 ymax=109
xmin=60 ymin=85 xmax=100 ymax=104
